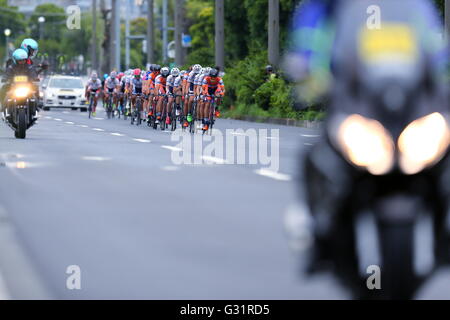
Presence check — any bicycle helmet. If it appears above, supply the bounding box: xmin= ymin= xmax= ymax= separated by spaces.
xmin=209 ymin=68 xmax=219 ymax=77
xmin=20 ymin=38 xmax=38 ymax=58
xmin=12 ymin=48 xmax=28 ymax=64
xmin=171 ymin=68 xmax=180 ymax=77
xmin=193 ymin=64 xmax=202 ymax=73
xmin=154 ymin=64 xmax=161 ymax=72
xmin=161 ymin=67 xmax=170 ymax=77
xmin=133 ymin=68 xmax=141 ymax=76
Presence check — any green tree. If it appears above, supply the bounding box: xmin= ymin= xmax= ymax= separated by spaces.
xmin=30 ymin=4 xmax=66 ymax=41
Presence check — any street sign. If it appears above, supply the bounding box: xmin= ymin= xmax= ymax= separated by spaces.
xmin=182 ymin=34 xmax=192 ymax=48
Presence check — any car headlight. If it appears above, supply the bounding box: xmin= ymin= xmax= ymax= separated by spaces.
xmin=14 ymin=86 xmax=30 ymax=98
xmin=398 ymin=112 xmax=450 ymax=175
xmin=39 ymin=91 xmax=44 ymax=98
xmin=335 ymin=114 xmax=395 ymax=175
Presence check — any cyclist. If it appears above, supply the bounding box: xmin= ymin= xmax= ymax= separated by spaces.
xmin=116 ymin=72 xmax=127 ymax=115
xmin=103 ymin=71 xmax=119 ymax=114
xmin=142 ymin=65 xmax=153 ymax=118
xmin=129 ymin=68 xmax=144 ymax=117
xmin=85 ymin=72 xmax=102 ymax=117
xmin=154 ymin=67 xmax=170 ymax=124
xmin=202 ymin=68 xmax=225 ymax=131
xmin=183 ymin=64 xmax=201 ymax=128
xmin=147 ymin=64 xmax=161 ymax=120
xmin=165 ymin=67 xmax=182 ymax=125
xmin=195 ymin=67 xmax=210 ymax=124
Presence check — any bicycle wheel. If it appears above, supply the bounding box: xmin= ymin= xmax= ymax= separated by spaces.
xmin=171 ymin=107 xmax=177 ymax=131
xmin=136 ymin=99 xmax=141 ymax=126
xmin=189 ymin=101 xmax=196 ymax=134
xmin=88 ymin=97 xmax=93 ymax=119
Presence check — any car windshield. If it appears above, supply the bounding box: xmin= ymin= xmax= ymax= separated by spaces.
xmin=49 ymin=78 xmax=83 ymax=89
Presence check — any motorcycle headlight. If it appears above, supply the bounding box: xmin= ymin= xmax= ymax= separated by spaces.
xmin=336 ymin=114 xmax=395 ymax=175
xmin=14 ymin=86 xmax=30 ymax=98
xmin=398 ymin=112 xmax=450 ymax=175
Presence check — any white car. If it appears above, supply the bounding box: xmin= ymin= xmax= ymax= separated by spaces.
xmin=42 ymin=75 xmax=88 ymax=111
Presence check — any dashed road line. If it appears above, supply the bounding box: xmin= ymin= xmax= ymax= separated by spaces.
xmin=110 ymin=133 xmax=125 ymax=137
xmin=301 ymin=134 xmax=320 ymax=138
xmin=254 ymin=168 xmax=292 ymax=181
xmin=132 ymin=138 xmax=151 ymax=143
xmin=161 ymin=145 xmax=183 ymax=152
xmin=201 ymin=156 xmax=229 ymax=165
xmin=92 ymin=128 xmax=105 ymax=132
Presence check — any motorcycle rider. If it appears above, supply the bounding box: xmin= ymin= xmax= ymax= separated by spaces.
xmin=2 ymin=48 xmax=39 ymax=123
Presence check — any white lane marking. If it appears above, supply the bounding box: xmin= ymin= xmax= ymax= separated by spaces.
xmin=54 ymin=118 xmax=62 ymax=121
xmin=265 ymin=136 xmax=279 ymax=140
xmin=301 ymin=134 xmax=320 ymax=138
xmin=133 ymin=138 xmax=151 ymax=143
xmin=62 ymin=111 xmax=69 ymax=114
xmin=77 ymin=125 xmax=88 ymax=128
xmin=110 ymin=133 xmax=125 ymax=137
xmin=44 ymin=116 xmax=52 ymax=119
xmin=202 ymin=156 xmax=229 ymax=165
xmin=161 ymin=145 xmax=183 ymax=152
xmin=230 ymin=132 xmax=247 ymax=136
xmin=161 ymin=166 xmax=180 ymax=171
xmin=254 ymin=168 xmax=292 ymax=181
xmin=94 ymin=117 xmax=104 ymax=120
xmin=82 ymin=156 xmax=111 ymax=161
xmin=304 ymin=143 xmax=313 ymax=146
xmin=65 ymin=122 xmax=74 ymax=125
xmin=92 ymin=128 xmax=105 ymax=132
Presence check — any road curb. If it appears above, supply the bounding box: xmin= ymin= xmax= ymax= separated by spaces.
xmin=223 ymin=115 xmax=324 ymax=129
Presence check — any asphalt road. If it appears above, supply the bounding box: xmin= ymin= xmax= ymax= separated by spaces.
xmin=0 ymin=107 xmax=449 ymax=299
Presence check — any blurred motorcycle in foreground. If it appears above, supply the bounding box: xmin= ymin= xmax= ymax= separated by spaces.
xmin=2 ymin=75 xmax=39 ymax=139
xmin=292 ymin=0 xmax=450 ymax=299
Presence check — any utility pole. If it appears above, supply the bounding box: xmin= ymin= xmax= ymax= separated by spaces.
xmin=125 ymin=0 xmax=131 ymax=69
xmin=110 ymin=0 xmax=120 ymax=71
xmin=215 ymin=0 xmax=224 ymax=70
xmin=147 ymin=0 xmax=154 ymax=64
xmin=111 ymin=0 xmax=120 ymax=71
xmin=162 ymin=0 xmax=168 ymax=64
xmin=100 ymin=0 xmax=110 ymax=75
xmin=92 ymin=0 xmax=98 ymax=73
xmin=268 ymin=0 xmax=279 ymax=68
xmin=175 ymin=0 xmax=184 ymax=66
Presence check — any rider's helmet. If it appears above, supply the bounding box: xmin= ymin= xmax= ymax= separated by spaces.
xmin=148 ymin=64 xmax=154 ymax=72
xmin=12 ymin=48 xmax=28 ymax=65
xmin=20 ymin=38 xmax=38 ymax=59
xmin=133 ymin=68 xmax=141 ymax=77
xmin=193 ymin=64 xmax=202 ymax=74
xmin=153 ymin=64 xmax=161 ymax=72
xmin=160 ymin=67 xmax=170 ymax=77
xmin=118 ymin=72 xmax=124 ymax=80
xmin=103 ymin=73 xmax=108 ymax=80
xmin=203 ymin=67 xmax=211 ymax=75
xmin=170 ymin=68 xmax=180 ymax=77
xmin=110 ymin=71 xmax=117 ymax=78
xmin=91 ymin=72 xmax=98 ymax=80
xmin=209 ymin=68 xmax=219 ymax=78
xmin=265 ymin=65 xmax=273 ymax=73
